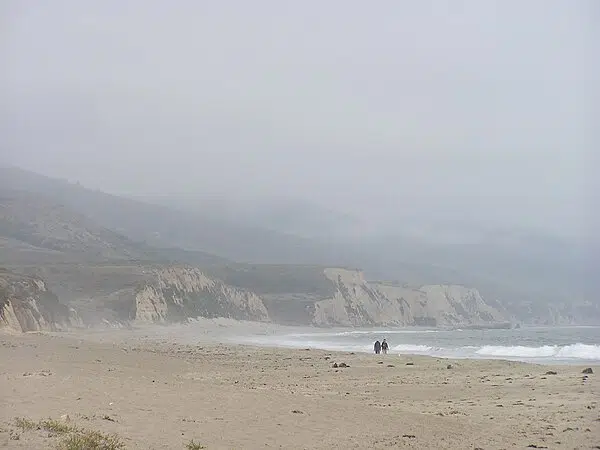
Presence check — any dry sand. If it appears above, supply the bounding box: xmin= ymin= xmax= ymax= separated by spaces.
xmin=0 ymin=323 xmax=598 ymax=449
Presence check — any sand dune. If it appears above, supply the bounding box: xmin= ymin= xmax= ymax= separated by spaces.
xmin=0 ymin=325 xmax=598 ymax=449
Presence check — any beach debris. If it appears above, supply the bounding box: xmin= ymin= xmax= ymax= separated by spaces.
xmin=582 ymin=367 xmax=593 ymax=374
xmin=527 ymin=445 xmax=548 ymax=449
xmin=446 ymin=364 xmax=453 ymax=369
xmin=332 ymin=362 xmax=349 ymax=368
xmin=22 ymin=370 xmax=52 ymax=377
xmin=387 ymin=364 xmax=395 ymax=368
xmin=402 ymin=434 xmax=416 ymax=439
xmin=406 ymin=362 xmax=414 ymax=366
xmin=291 ymin=410 xmax=304 ymax=414
xmin=544 ymin=371 xmax=557 ymax=375
xmin=102 ymin=415 xmax=115 ymax=422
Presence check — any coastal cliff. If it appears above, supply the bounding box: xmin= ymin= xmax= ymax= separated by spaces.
xmin=255 ymin=267 xmax=507 ymax=327
xmin=308 ymin=268 xmax=506 ymax=327
xmin=0 ymin=269 xmax=78 ymax=333
xmin=134 ymin=267 xmax=270 ymax=323
xmin=0 ymin=265 xmax=508 ymax=330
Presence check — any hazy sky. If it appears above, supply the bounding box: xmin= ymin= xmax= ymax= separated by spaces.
xmin=0 ymin=1 xmax=596 ymax=237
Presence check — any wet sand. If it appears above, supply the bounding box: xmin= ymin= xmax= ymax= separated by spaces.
xmin=0 ymin=324 xmax=598 ymax=449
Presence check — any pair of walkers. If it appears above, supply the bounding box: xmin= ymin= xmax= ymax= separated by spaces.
xmin=374 ymin=339 xmax=388 ymax=354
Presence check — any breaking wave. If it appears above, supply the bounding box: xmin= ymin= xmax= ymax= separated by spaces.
xmin=232 ymin=327 xmax=600 ymax=364
xmin=475 ymin=343 xmax=600 ymax=360
xmin=390 ymin=343 xmax=600 ymax=362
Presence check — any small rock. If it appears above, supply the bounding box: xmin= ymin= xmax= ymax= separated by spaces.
xmin=377 ymin=361 xmax=383 ymax=365
xmin=402 ymin=434 xmax=416 ymax=439
xmin=291 ymin=410 xmax=303 ymax=414
xmin=582 ymin=367 xmax=593 ymax=374
xmin=406 ymin=362 xmax=414 ymax=366
xmin=338 ymin=363 xmax=349 ymax=368
xmin=545 ymin=371 xmax=557 ymax=375
xmin=447 ymin=364 xmax=453 ymax=369
xmin=332 ymin=363 xmax=338 ymax=368
xmin=387 ymin=364 xmax=395 ymax=368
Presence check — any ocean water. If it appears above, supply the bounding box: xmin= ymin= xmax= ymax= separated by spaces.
xmin=237 ymin=326 xmax=600 ymax=365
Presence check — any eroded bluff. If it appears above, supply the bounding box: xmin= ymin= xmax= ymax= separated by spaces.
xmin=0 ymin=269 xmax=78 ymax=333
xmin=264 ymin=268 xmax=507 ymax=327
xmin=134 ymin=267 xmax=270 ymax=323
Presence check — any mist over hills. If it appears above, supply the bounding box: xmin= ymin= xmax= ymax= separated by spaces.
xmin=0 ymin=166 xmax=597 ymax=326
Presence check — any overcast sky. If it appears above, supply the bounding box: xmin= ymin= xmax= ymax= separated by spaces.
xmin=0 ymin=1 xmax=596 ymax=237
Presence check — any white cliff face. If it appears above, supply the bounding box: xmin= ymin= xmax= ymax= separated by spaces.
xmin=310 ymin=268 xmax=506 ymax=327
xmin=0 ymin=270 xmax=72 ymax=333
xmin=135 ymin=285 xmax=168 ymax=322
xmin=0 ymin=299 xmax=46 ymax=333
xmin=134 ymin=266 xmax=269 ymax=323
xmin=374 ymin=283 xmax=505 ymax=326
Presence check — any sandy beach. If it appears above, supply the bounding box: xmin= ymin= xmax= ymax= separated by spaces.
xmin=0 ymin=323 xmax=598 ymax=449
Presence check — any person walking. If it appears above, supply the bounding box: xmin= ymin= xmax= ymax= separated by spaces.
xmin=381 ymin=339 xmax=389 ymax=354
xmin=374 ymin=340 xmax=381 ymax=354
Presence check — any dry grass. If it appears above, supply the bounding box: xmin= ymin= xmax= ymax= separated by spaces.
xmin=185 ymin=440 xmax=206 ymax=450
xmin=13 ymin=417 xmax=125 ymax=450
xmin=57 ymin=429 xmax=125 ymax=450
xmin=14 ymin=417 xmax=38 ymax=431
xmin=40 ymin=418 xmax=77 ymax=435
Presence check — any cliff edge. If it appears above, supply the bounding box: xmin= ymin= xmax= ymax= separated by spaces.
xmin=134 ymin=266 xmax=270 ymax=323
xmin=0 ymin=269 xmax=78 ymax=333
xmin=263 ymin=268 xmax=507 ymax=327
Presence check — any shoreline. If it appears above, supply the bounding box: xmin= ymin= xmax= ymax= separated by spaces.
xmin=14 ymin=318 xmax=600 ymax=367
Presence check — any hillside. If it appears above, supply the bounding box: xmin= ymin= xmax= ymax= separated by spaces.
xmin=0 ymin=189 xmax=145 ymax=260
xmin=0 ymin=189 xmax=230 ymax=268
xmin=0 ymin=167 xmax=345 ymax=265
xmin=0 ymin=166 xmax=596 ymax=325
